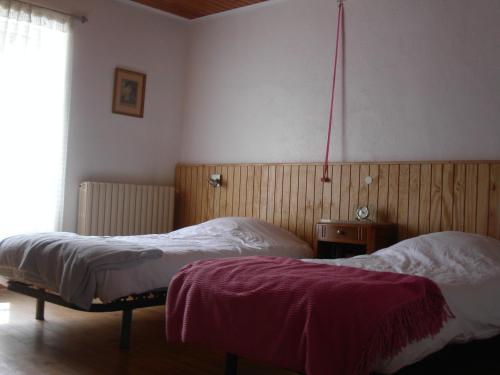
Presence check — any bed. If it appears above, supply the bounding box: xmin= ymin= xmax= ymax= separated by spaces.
xmin=0 ymin=217 xmax=312 ymax=348
xmin=166 ymin=231 xmax=500 ymax=374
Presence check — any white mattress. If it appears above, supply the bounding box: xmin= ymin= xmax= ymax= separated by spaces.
xmin=0 ymin=217 xmax=313 ymax=303
xmin=305 ymin=231 xmax=500 ymax=373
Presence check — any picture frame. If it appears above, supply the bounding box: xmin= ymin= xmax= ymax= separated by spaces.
xmin=112 ymin=68 xmax=147 ymax=118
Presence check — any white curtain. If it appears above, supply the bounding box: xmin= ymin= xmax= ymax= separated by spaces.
xmin=0 ymin=0 xmax=71 ymax=238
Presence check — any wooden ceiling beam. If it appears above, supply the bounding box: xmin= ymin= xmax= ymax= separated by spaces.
xmin=132 ymin=0 xmax=267 ymax=20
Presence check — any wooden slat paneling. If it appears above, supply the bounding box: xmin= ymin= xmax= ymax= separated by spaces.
xmin=397 ymin=165 xmax=410 ymax=239
xmin=330 ymin=165 xmax=341 ymax=221
xmin=184 ymin=167 xmax=192 ymax=226
xmin=368 ymin=164 xmax=379 ymax=223
xmin=267 ymin=165 xmax=276 ymax=224
xmin=321 ymin=165 xmax=333 ymax=221
xmin=175 ymin=161 xmax=500 ymax=246
xmin=195 ymin=166 xmax=203 ymax=222
xmin=313 ymin=165 xmax=324 ymax=229
xmin=259 ymin=165 xmax=269 ymax=221
xmin=232 ymin=166 xmax=241 ymax=217
xmin=201 ymin=166 xmax=210 ymax=222
xmin=430 ymin=164 xmax=443 ymax=233
xmin=245 ymin=166 xmax=254 ymax=217
xmin=377 ymin=164 xmax=389 ymax=223
xmin=296 ymin=166 xmax=308 ymax=239
xmin=226 ymin=166 xmax=234 ymax=217
xmin=213 ymin=165 xmax=222 ymax=218
xmin=339 ymin=165 xmax=351 ymax=221
xmin=281 ymin=165 xmax=291 ymax=230
xmin=288 ymin=165 xmax=299 ymax=233
xmin=175 ymin=166 xmax=182 ymax=228
xmin=252 ymin=165 xmax=262 ymax=219
xmin=358 ymin=164 xmax=370 ymax=213
xmin=349 ymin=165 xmax=360 ymax=221
xmin=274 ymin=165 xmax=284 ymax=226
xmin=453 ymin=164 xmax=466 ymax=232
xmin=387 ymin=164 xmax=399 ymax=225
xmin=239 ymin=166 xmax=248 ymax=217
xmin=477 ymin=164 xmax=490 ymax=235
xmin=418 ymin=164 xmax=431 ymax=235
xmin=464 ymin=164 xmax=478 ymax=233
xmin=220 ymin=166 xmax=228 ymax=218
xmin=441 ymin=164 xmax=454 ymax=231
xmin=180 ymin=166 xmax=188 ymax=227
xmin=489 ymin=165 xmax=500 ymax=238
xmin=407 ymin=164 xmax=420 ymax=238
xmin=304 ymin=165 xmax=316 ymax=243
xmin=207 ymin=166 xmax=216 ymax=220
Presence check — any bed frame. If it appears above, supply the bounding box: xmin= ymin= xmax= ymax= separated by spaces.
xmin=6 ymin=281 xmax=167 ymax=350
xmin=223 ymin=353 xmax=306 ymax=375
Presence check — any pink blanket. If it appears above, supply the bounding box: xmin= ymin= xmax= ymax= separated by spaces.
xmin=166 ymin=256 xmax=452 ymax=375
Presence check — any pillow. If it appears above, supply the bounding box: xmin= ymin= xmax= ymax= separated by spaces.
xmin=376 ymin=231 xmax=500 ymax=283
xmin=168 ymin=217 xmax=313 ymax=257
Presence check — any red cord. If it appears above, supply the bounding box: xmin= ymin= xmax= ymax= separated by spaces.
xmin=322 ymin=1 xmax=344 ymax=183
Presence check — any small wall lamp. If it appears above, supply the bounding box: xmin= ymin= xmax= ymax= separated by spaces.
xmin=208 ymin=174 xmax=222 ymax=187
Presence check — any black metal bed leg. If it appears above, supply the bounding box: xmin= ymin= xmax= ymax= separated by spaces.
xmin=35 ymin=298 xmax=45 ymax=321
xmin=225 ymin=353 xmax=238 ymax=375
xmin=120 ymin=309 xmax=133 ymax=350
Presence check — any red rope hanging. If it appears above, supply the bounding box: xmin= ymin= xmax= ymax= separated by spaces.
xmin=321 ymin=1 xmax=344 ymax=183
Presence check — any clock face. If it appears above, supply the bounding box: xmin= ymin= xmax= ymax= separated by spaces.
xmin=356 ymin=206 xmax=369 ymax=220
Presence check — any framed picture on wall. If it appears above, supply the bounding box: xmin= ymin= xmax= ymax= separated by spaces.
xmin=112 ymin=68 xmax=146 ymax=118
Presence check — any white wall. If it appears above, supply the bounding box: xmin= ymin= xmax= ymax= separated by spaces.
xmin=31 ymin=0 xmax=188 ymax=231
xmin=179 ymin=0 xmax=500 ymax=164
xmin=22 ymin=0 xmax=500 ymax=231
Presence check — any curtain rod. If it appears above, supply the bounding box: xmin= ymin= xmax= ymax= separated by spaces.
xmin=15 ymin=0 xmax=88 ymax=23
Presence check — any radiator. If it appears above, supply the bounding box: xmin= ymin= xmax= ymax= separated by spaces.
xmin=77 ymin=182 xmax=175 ymax=236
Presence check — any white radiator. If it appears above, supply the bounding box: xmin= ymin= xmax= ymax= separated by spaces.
xmin=77 ymin=182 xmax=175 ymax=236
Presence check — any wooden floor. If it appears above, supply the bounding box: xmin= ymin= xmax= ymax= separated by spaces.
xmin=2 ymin=286 xmax=500 ymax=375
xmin=0 ymin=288 xmax=294 ymax=375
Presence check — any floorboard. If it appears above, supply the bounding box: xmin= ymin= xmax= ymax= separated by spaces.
xmin=0 ymin=289 xmax=293 ymax=375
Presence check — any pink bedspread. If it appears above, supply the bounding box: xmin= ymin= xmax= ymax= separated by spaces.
xmin=166 ymin=256 xmax=452 ymax=375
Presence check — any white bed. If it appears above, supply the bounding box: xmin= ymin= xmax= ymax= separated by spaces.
xmin=0 ymin=217 xmax=313 ymax=306
xmin=94 ymin=217 xmax=313 ymax=302
xmin=305 ymin=231 xmax=500 ymax=373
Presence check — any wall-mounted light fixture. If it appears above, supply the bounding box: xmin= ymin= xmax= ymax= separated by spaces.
xmin=208 ymin=174 xmax=222 ymax=187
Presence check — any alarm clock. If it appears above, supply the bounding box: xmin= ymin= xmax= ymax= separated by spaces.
xmin=355 ymin=206 xmax=370 ymax=221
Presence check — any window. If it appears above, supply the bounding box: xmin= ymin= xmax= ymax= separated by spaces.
xmin=0 ymin=1 xmax=71 ymax=238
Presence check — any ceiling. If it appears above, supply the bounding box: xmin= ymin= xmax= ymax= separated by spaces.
xmin=132 ymin=0 xmax=268 ymax=20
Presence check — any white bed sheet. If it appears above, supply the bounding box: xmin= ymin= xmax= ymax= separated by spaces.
xmin=0 ymin=217 xmax=312 ymax=303
xmin=96 ymin=217 xmax=312 ymax=301
xmin=305 ymin=231 xmax=500 ymax=373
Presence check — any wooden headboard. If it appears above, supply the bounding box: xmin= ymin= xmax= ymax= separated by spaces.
xmin=175 ymin=161 xmax=500 ymax=246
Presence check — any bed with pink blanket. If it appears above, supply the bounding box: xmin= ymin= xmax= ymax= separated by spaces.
xmin=166 ymin=231 xmax=500 ymax=374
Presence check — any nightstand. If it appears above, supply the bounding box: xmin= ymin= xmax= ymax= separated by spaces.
xmin=315 ymin=221 xmax=398 ymax=259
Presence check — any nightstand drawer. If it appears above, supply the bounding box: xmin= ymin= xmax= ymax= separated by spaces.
xmin=315 ymin=222 xmax=398 ymax=258
xmin=317 ymin=224 xmax=365 ymax=243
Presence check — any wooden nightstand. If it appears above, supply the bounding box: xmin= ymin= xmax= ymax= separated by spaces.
xmin=315 ymin=221 xmax=398 ymax=259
